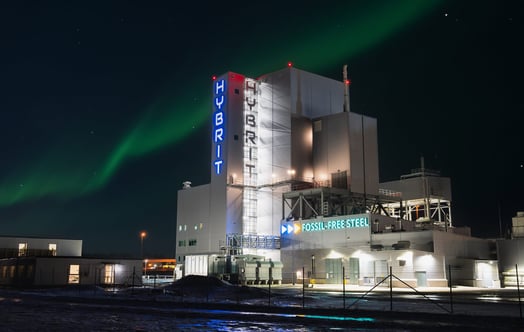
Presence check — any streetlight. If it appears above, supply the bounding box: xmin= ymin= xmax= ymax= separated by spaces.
xmin=311 ymin=255 xmax=315 ymax=278
xmin=140 ymin=231 xmax=147 ymax=259
xmin=140 ymin=231 xmax=147 ymax=277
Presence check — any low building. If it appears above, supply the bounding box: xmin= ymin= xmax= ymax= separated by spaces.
xmin=0 ymin=256 xmax=142 ymax=287
xmin=0 ymin=235 xmax=142 ymax=288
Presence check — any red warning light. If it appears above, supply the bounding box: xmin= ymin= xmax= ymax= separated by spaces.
xmin=212 ymin=75 xmax=217 ymax=81
xmin=345 ymin=79 xmax=352 ymax=86
xmin=287 ymin=61 xmax=293 ymax=68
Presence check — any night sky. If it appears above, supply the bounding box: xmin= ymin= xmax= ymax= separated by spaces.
xmin=0 ymin=1 xmax=522 ymax=258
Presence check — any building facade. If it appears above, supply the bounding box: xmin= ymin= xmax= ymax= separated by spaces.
xmin=176 ymin=66 xmax=498 ymax=288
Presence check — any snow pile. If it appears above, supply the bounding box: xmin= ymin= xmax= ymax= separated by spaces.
xmin=162 ymin=275 xmax=269 ymax=302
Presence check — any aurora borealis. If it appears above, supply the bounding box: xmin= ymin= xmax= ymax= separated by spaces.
xmin=1 ymin=1 xmax=522 ymax=256
xmin=0 ymin=1 xmax=440 ymax=206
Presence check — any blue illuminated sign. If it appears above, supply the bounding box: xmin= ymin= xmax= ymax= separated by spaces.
xmin=281 ymin=223 xmax=301 ymax=235
xmin=213 ymin=79 xmax=226 ymax=175
xmin=302 ymin=217 xmax=369 ymax=232
xmin=282 ymin=216 xmax=369 ymax=235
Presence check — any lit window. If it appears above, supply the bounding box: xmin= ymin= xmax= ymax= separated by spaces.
xmin=49 ymin=243 xmax=57 ymax=256
xmin=68 ymin=264 xmax=80 ymax=284
xmin=314 ymin=120 xmax=322 ymax=132
xmin=104 ymin=264 xmax=115 ymax=284
xmin=178 ymin=225 xmax=182 ymax=231
xmin=18 ymin=243 xmax=28 ymax=257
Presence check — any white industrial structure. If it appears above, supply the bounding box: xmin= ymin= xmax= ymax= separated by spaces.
xmin=176 ymin=66 xmax=499 ymax=287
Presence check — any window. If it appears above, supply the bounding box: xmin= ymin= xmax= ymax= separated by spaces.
xmin=18 ymin=243 xmax=28 ymax=256
xmin=314 ymin=120 xmax=322 ymax=132
xmin=178 ymin=240 xmax=186 ymax=247
xmin=49 ymin=243 xmax=57 ymax=256
xmin=188 ymin=239 xmax=197 ymax=246
xmin=68 ymin=265 xmax=80 ymax=284
xmin=104 ymin=264 xmax=115 ymax=284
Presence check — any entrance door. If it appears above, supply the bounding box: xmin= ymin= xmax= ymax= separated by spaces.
xmin=348 ymin=258 xmax=360 ymax=285
xmin=325 ymin=259 xmax=343 ymax=284
xmin=374 ymin=260 xmax=388 ymax=285
xmin=415 ymin=271 xmax=427 ymax=287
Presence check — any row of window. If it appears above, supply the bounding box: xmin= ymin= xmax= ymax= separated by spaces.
xmin=178 ymin=239 xmax=197 ymax=247
xmin=17 ymin=243 xmax=57 ymax=256
xmin=178 ymin=224 xmax=204 ymax=232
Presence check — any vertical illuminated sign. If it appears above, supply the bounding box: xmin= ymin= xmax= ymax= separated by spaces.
xmin=244 ymin=79 xmax=258 ymax=182
xmin=213 ymin=79 xmax=226 ymax=175
xmin=243 ymin=78 xmax=258 ymax=235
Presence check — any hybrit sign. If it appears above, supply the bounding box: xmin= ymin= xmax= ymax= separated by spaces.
xmin=213 ymin=78 xmax=226 ymax=175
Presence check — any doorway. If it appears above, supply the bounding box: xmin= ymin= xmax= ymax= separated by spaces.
xmin=325 ymin=259 xmax=343 ymax=284
xmin=415 ymin=271 xmax=427 ymax=287
xmin=348 ymin=257 xmax=360 ymax=285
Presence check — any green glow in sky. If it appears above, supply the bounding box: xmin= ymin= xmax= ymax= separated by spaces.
xmin=0 ymin=1 xmax=440 ymax=207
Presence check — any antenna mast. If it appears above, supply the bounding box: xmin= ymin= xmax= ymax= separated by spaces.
xmin=343 ymin=64 xmax=350 ymax=112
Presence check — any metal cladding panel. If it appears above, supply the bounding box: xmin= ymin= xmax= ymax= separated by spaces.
xmin=255 ymin=187 xmax=284 ymax=236
xmin=289 ymin=68 xmax=345 ymax=118
xmin=258 ymin=73 xmax=292 ymax=181
xmin=496 ymin=239 xmax=524 ymax=274
xmin=291 ymin=116 xmax=313 ymax=180
xmin=349 ymin=112 xmax=379 ymax=195
xmin=380 ymin=176 xmax=452 ymax=201
xmin=362 ymin=115 xmax=379 ymax=195
xmin=176 ymin=184 xmax=220 ymax=256
xmin=311 ymin=111 xmax=378 ymax=193
xmin=427 ymin=176 xmax=452 ymax=200
xmin=226 ymin=187 xmax=242 ymax=234
xmin=312 ymin=112 xmax=350 ymax=184
xmin=433 ymin=231 xmax=492 ymax=259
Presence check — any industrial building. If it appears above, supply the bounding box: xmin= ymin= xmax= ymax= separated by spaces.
xmin=175 ymin=66 xmax=499 ymax=287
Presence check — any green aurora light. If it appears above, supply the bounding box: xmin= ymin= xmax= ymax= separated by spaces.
xmin=0 ymin=1 xmax=441 ymax=207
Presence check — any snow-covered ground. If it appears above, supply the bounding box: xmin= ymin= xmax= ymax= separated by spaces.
xmin=1 ymin=276 xmax=522 ymax=331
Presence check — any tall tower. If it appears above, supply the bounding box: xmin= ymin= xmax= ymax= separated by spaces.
xmin=176 ymin=66 xmax=379 ymax=264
